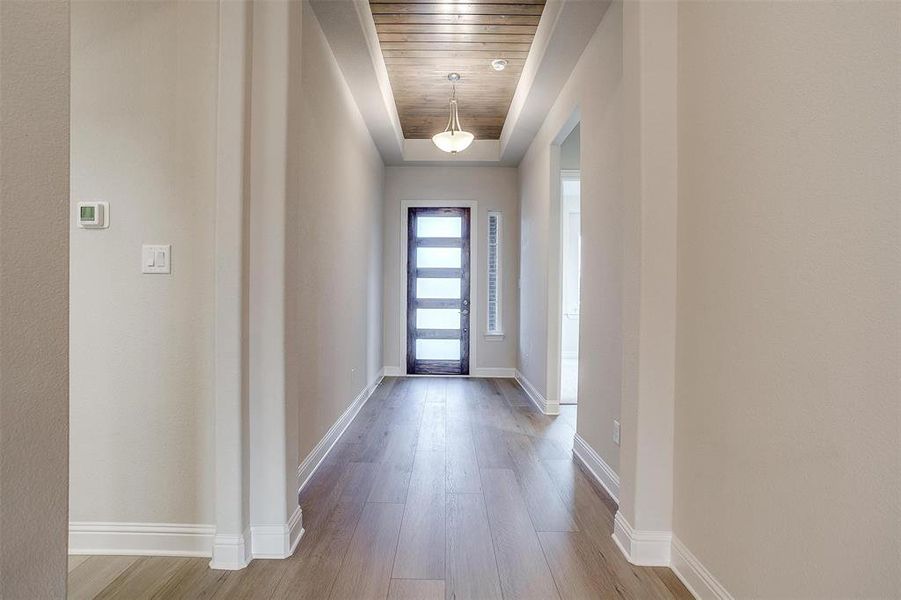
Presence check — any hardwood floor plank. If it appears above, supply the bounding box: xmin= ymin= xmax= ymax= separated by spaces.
xmin=356 ymin=379 xmax=421 ymax=464
xmin=273 ymin=462 xmax=380 ymax=600
xmin=504 ymin=433 xmax=577 ymax=532
xmin=367 ymin=416 xmax=421 ymax=503
xmin=305 ymin=458 xmax=380 ymax=526
xmin=94 ymin=556 xmax=187 ymax=600
xmin=541 ymin=458 xmax=675 ymax=600
xmin=415 ymin=396 xmax=447 ymax=454
xmin=494 ymin=379 xmax=573 ymax=460
xmin=210 ymin=557 xmax=291 ymax=600
xmin=541 ymin=458 xmax=616 ymax=537
xmin=392 ymin=403 xmax=446 ymax=580
xmin=148 ymin=558 xmax=229 ymax=600
xmin=525 ymin=417 xmax=574 ymax=460
xmin=369 ymin=384 xmax=428 ymax=503
xmin=67 ymin=556 xmax=139 ymax=600
xmin=472 ymin=424 xmax=513 ymax=468
xmin=537 ymin=531 xmax=621 ymax=599
xmin=480 ymin=468 xmax=561 ymax=600
xmin=445 ymin=379 xmax=481 ymax=493
xmin=425 ymin=376 xmax=447 ymax=404
xmin=387 ymin=579 xmax=445 ymax=600
xmin=68 ymin=555 xmax=91 ymax=573
xmin=448 ymin=377 xmax=481 ymax=414
xmin=476 ymin=379 xmax=523 ymax=434
xmin=446 ymin=493 xmax=503 ymax=600
xmin=300 ymin=449 xmax=356 ymax=529
xmin=652 ymin=566 xmax=696 ymax=600
xmin=328 ymin=502 xmax=405 ymax=600
xmin=446 ymin=418 xmax=481 ymax=493
xmin=468 ymin=379 xmax=524 ymax=469
xmin=327 ymin=378 xmax=400 ymax=464
xmin=493 ymin=377 xmax=531 ymax=408
xmin=273 ymin=500 xmax=368 ymax=599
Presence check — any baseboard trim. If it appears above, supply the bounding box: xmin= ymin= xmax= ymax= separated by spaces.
xmin=250 ymin=505 xmax=304 ymax=560
xmin=296 ymin=369 xmax=385 ymax=493
xmin=472 ymin=367 xmax=516 ymax=378
xmin=514 ymin=369 xmax=559 ymax=415
xmin=382 ymin=366 xmax=516 ymax=378
xmin=671 ymin=537 xmax=733 ymax=600
xmin=69 ymin=522 xmax=215 ymax=557
xmin=210 ymin=528 xmax=251 ymax=570
xmin=572 ymin=434 xmax=619 ymax=504
xmin=612 ymin=511 xmax=671 ymax=567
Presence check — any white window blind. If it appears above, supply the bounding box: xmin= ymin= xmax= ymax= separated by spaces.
xmin=487 ymin=211 xmax=502 ymax=334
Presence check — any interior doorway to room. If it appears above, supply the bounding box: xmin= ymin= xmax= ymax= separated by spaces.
xmin=559 ymin=126 xmax=581 ymax=405
xmin=406 ymin=207 xmax=471 ymax=375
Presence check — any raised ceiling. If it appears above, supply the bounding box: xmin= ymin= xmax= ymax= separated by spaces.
xmin=369 ymin=0 xmax=547 ymax=140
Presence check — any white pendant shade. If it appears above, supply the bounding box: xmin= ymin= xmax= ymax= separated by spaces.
xmin=432 ymin=73 xmax=474 ymax=154
xmin=432 ymin=129 xmax=474 ymax=153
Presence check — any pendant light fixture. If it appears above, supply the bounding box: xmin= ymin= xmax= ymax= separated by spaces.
xmin=432 ymin=73 xmax=474 ymax=154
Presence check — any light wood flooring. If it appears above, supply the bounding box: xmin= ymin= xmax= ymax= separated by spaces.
xmin=68 ymin=376 xmax=691 ymax=600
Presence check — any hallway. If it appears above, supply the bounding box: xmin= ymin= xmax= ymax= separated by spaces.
xmin=67 ymin=377 xmax=690 ymax=600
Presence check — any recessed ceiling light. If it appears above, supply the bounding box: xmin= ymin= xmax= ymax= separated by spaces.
xmin=491 ymin=59 xmax=508 ymax=71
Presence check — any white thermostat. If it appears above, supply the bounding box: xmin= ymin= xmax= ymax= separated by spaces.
xmin=77 ymin=201 xmax=109 ymax=229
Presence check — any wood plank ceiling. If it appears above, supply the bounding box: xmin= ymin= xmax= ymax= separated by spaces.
xmin=369 ymin=0 xmax=547 ymax=140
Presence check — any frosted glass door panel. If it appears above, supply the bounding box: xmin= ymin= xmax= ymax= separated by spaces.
xmin=417 ymin=278 xmax=461 ymax=299
xmin=417 ymin=216 xmax=462 ymax=238
xmin=416 ymin=247 xmax=461 ymax=268
xmin=416 ymin=339 xmax=461 ymax=361
xmin=417 ymin=308 xmax=460 ymax=330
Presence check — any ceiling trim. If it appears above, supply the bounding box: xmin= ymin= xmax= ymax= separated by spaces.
xmin=310 ymin=0 xmax=405 ymax=163
xmin=370 ymin=0 xmax=547 ymax=140
xmin=311 ymin=0 xmax=612 ymax=167
xmin=499 ymin=0 xmax=612 ymax=163
xmin=402 ymin=139 xmax=501 ymax=166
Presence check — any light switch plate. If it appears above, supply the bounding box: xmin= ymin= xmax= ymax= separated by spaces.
xmin=142 ymin=244 xmax=171 ymax=274
xmin=613 ymin=420 xmax=621 ymax=446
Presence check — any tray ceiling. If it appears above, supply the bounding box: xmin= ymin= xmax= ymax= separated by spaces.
xmin=369 ymin=0 xmax=547 ymax=140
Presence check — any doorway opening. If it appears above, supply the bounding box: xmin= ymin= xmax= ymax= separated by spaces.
xmin=559 ymin=125 xmax=581 ymax=405
xmin=406 ymin=207 xmax=471 ymax=375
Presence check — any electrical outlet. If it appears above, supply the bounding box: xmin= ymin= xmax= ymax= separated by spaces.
xmin=613 ymin=420 xmax=621 ymax=446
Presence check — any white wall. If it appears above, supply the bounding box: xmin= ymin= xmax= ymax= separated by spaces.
xmin=247 ymin=0 xmax=297 ymax=537
xmin=560 ymin=124 xmax=580 ymax=171
xmin=518 ymin=4 xmax=622 ymax=470
xmin=70 ymin=0 xmax=218 ymax=529
xmin=69 ymin=0 xmax=386 ymax=557
xmin=382 ymin=167 xmax=519 ymax=374
xmin=68 ymin=0 xmax=385 ymax=561
xmin=0 ymin=1 xmax=70 ymax=596
xmin=292 ymin=0 xmax=385 ymax=466
xmin=675 ymin=2 xmax=901 ymax=597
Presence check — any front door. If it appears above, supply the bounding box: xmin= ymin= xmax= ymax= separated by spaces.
xmin=407 ymin=207 xmax=471 ymax=375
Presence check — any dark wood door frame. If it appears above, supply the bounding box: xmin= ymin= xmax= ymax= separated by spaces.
xmin=406 ymin=207 xmax=471 ymax=375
